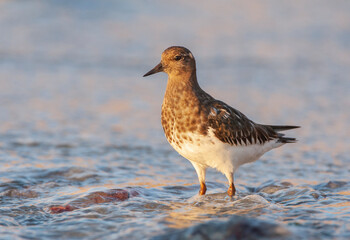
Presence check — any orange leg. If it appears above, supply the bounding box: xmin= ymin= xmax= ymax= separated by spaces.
xmin=190 ymin=161 xmax=207 ymax=195
xmin=227 ymin=182 xmax=236 ymax=197
xmin=199 ymin=182 xmax=207 ymax=195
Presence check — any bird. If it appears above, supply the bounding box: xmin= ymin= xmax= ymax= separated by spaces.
xmin=143 ymin=46 xmax=299 ymax=197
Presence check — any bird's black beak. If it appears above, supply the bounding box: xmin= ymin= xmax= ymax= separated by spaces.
xmin=143 ymin=62 xmax=163 ymax=77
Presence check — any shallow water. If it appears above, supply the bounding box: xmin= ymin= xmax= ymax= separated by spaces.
xmin=0 ymin=1 xmax=350 ymax=239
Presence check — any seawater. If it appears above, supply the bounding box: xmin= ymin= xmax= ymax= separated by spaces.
xmin=0 ymin=1 xmax=349 ymax=239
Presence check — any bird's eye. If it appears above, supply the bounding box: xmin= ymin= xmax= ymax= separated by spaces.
xmin=174 ymin=55 xmax=182 ymax=61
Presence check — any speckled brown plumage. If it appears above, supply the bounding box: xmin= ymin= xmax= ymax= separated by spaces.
xmin=143 ymin=46 xmax=299 ymax=197
xmin=161 ymin=76 xmax=212 ymax=149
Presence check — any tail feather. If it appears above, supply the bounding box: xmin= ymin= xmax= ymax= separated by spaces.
xmin=278 ymin=136 xmax=298 ymax=143
xmin=268 ymin=125 xmax=300 ymax=143
xmin=268 ymin=125 xmax=300 ymax=132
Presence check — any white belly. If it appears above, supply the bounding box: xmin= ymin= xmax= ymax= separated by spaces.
xmin=169 ymin=128 xmax=283 ymax=175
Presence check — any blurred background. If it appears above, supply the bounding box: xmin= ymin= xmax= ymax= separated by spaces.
xmin=0 ymin=0 xmax=349 ymax=239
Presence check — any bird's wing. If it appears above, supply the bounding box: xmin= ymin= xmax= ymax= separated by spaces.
xmin=207 ymin=100 xmax=280 ymax=146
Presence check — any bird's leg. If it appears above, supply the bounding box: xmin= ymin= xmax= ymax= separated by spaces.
xmin=190 ymin=161 xmax=207 ymax=195
xmin=225 ymin=172 xmax=236 ymax=197
xmin=199 ymin=181 xmax=207 ymax=195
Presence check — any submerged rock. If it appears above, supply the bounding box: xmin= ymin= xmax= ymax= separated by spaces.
xmin=50 ymin=204 xmax=76 ymax=214
xmin=155 ymin=215 xmax=291 ymax=240
xmin=315 ymin=181 xmax=347 ymax=190
xmin=2 ymin=189 xmax=39 ymax=198
xmin=49 ymin=188 xmax=139 ymax=214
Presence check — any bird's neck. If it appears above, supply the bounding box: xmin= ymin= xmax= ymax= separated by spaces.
xmin=165 ymin=70 xmax=202 ymax=98
xmin=162 ymin=70 xmax=212 ymax=118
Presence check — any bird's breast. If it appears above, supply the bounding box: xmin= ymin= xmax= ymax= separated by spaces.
xmin=161 ymin=91 xmax=208 ymax=151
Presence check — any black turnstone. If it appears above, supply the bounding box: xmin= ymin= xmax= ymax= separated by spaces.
xmin=143 ymin=46 xmax=299 ymax=197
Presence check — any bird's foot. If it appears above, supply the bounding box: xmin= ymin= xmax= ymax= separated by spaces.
xmin=227 ymin=184 xmax=236 ymax=197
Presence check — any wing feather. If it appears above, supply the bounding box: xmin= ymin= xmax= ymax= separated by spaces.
xmin=207 ymin=100 xmax=281 ymax=146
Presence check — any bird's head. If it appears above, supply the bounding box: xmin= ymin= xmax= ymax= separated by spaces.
xmin=143 ymin=46 xmax=196 ymax=77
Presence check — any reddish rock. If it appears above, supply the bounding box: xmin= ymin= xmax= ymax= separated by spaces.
xmin=50 ymin=188 xmax=139 ymax=214
xmin=50 ymin=204 xmax=75 ymax=214
xmin=86 ymin=189 xmax=130 ymax=204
